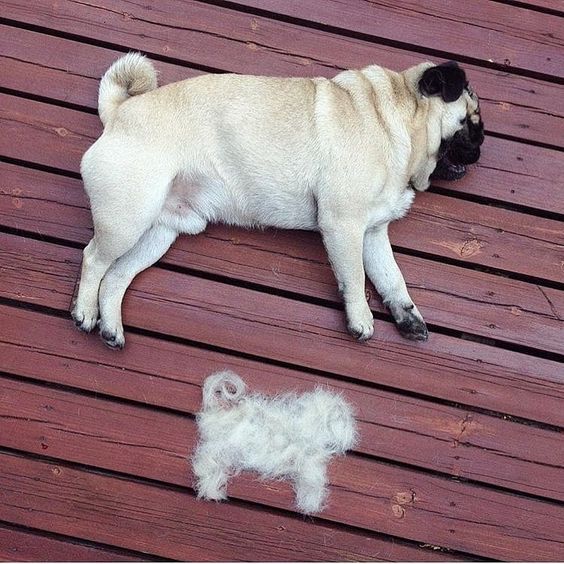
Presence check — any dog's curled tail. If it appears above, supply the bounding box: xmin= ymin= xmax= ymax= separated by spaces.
xmin=98 ymin=52 xmax=157 ymax=126
xmin=202 ymin=371 xmax=247 ymax=410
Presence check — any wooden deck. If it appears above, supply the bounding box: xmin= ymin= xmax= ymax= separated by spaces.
xmin=1 ymin=0 xmax=563 ymax=560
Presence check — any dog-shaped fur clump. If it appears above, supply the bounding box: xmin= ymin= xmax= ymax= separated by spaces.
xmin=192 ymin=371 xmax=358 ymax=514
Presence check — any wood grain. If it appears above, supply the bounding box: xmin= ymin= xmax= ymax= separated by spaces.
xmin=1 ymin=21 xmax=563 ymax=150
xmin=1 ymin=445 xmax=562 ymax=560
xmin=1 ymin=374 xmax=563 ymax=504
xmin=219 ymin=0 xmax=564 ymax=78
xmin=1 ymin=234 xmax=563 ymax=429
xmin=0 ymin=452 xmax=462 ymax=562
xmin=517 ymin=0 xmax=564 ymax=12
xmin=1 ymin=299 xmax=561 ymax=429
xmin=0 ymin=525 xmax=146 ymax=562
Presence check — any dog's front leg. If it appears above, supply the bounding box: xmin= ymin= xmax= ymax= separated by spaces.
xmin=363 ymin=224 xmax=428 ymax=341
xmin=98 ymin=224 xmax=179 ymax=349
xmin=321 ymin=222 xmax=374 ymax=341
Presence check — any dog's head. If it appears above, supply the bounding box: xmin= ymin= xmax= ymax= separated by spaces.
xmin=417 ymin=61 xmax=485 ymax=181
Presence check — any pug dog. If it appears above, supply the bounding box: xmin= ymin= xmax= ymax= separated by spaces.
xmin=72 ymin=53 xmax=484 ymax=349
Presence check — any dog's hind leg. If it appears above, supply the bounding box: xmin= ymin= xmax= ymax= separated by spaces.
xmin=193 ymin=444 xmax=230 ymax=500
xmin=363 ymin=224 xmax=428 ymax=341
xmin=97 ymin=207 xmax=208 ymax=348
xmin=97 ymin=224 xmax=178 ymax=349
xmin=72 ymin=159 xmax=171 ymax=335
xmin=71 ymin=235 xmax=138 ymax=334
xmin=72 ymin=223 xmax=154 ymax=334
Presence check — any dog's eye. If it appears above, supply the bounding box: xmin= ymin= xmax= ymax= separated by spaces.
xmin=459 ymin=118 xmax=466 ymax=125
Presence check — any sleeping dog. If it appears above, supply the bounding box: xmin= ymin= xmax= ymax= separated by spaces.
xmin=72 ymin=54 xmax=484 ymax=348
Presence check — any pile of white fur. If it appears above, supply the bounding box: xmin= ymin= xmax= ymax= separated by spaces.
xmin=192 ymin=371 xmax=358 ymax=514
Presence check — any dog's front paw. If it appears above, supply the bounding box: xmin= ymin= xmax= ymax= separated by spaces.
xmin=99 ymin=322 xmax=125 ymax=350
xmin=71 ymin=305 xmax=99 ymax=333
xmin=394 ymin=304 xmax=428 ymax=341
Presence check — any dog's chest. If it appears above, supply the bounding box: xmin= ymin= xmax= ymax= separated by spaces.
xmin=367 ymin=185 xmax=415 ymax=227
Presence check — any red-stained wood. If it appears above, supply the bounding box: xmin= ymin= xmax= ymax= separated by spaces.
xmin=2 ymin=162 xmax=563 ymax=355
xmin=0 ymin=94 xmax=98 ymax=172
xmin=0 ymin=526 xmax=145 ymax=562
xmin=1 ymin=235 xmax=563 ymax=427
xmin=1 ymin=301 xmax=562 ymax=429
xmin=216 ymin=0 xmax=564 ymax=78
xmin=0 ymin=24 xmax=199 ymax=105
xmin=1 ymin=0 xmax=563 ymax=561
xmin=2 ymin=96 xmax=563 ymax=285
xmin=1 ymin=449 xmax=563 ymax=560
xmin=1 ymin=21 xmax=563 ymax=151
xmin=1 ymin=375 xmax=562 ymax=505
xmin=393 ymin=194 xmax=564 ymax=286
xmin=519 ymin=0 xmax=564 ymax=12
xmin=0 ymin=453 xmax=463 ymax=562
xmin=450 ymin=135 xmax=564 ymax=211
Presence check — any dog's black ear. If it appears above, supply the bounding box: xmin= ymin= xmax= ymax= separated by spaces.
xmin=419 ymin=61 xmax=466 ymax=103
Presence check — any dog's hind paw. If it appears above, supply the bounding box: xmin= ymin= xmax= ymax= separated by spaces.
xmin=347 ymin=319 xmax=374 ymax=342
xmin=71 ymin=307 xmax=99 ymax=333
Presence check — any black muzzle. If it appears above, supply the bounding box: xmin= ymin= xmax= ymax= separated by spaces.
xmin=432 ymin=116 xmax=485 ymax=181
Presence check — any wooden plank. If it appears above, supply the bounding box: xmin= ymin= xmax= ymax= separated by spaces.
xmin=1 ymin=235 xmax=563 ymax=428
xmin=2 ymin=161 xmax=563 ymax=355
xmin=1 ymin=22 xmax=563 ymax=151
xmin=1 ymin=303 xmax=562 ymax=432
xmin=452 ymin=135 xmax=564 ymax=212
xmin=215 ymin=0 xmax=564 ymax=79
xmin=392 ymin=195 xmax=564 ymax=287
xmin=0 ymin=94 xmax=97 ymax=173
xmin=1 ymin=373 xmax=562 ymax=504
xmin=530 ymin=1 xmax=564 ymax=11
xmin=0 ymin=453 xmax=461 ymax=562
xmin=1 ymin=446 xmax=563 ymax=559
xmin=498 ymin=0 xmax=564 ymax=14
xmin=2 ymin=96 xmax=563 ymax=285
xmin=0 ymin=525 xmax=145 ymax=562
